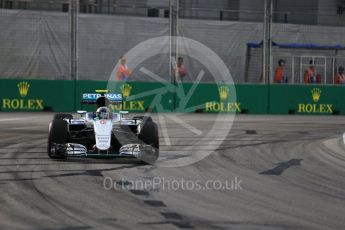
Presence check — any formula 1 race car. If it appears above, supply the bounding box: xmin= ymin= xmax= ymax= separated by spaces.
xmin=47 ymin=90 xmax=159 ymax=163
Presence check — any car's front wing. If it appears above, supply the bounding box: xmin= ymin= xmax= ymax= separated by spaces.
xmin=64 ymin=143 xmax=158 ymax=161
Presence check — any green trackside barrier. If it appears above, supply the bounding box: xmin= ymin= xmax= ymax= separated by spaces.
xmin=173 ymin=82 xmax=237 ymax=113
xmin=173 ymin=83 xmax=268 ymax=114
xmin=77 ymin=81 xmax=268 ymax=114
xmin=235 ymin=84 xmax=269 ymax=114
xmin=0 ymin=79 xmax=344 ymax=115
xmin=269 ymin=84 xmax=345 ymax=115
xmin=0 ymin=79 xmax=175 ymax=112
xmin=0 ymin=79 xmax=74 ymax=112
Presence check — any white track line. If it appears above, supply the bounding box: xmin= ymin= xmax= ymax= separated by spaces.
xmin=0 ymin=116 xmax=42 ymax=122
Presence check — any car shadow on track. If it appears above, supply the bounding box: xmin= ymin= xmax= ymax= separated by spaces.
xmin=55 ymin=157 xmax=148 ymax=165
xmin=42 ymin=165 xmax=138 ymax=178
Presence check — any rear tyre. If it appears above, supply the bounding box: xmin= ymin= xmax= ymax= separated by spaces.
xmin=54 ymin=113 xmax=73 ymax=120
xmin=48 ymin=119 xmax=69 ymax=159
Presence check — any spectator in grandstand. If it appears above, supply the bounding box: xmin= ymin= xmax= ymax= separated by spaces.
xmin=174 ymin=57 xmax=187 ymax=82
xmin=116 ymin=55 xmax=132 ymax=81
xmin=274 ymin=59 xmax=288 ymax=83
xmin=335 ymin=66 xmax=345 ymax=84
xmin=304 ymin=60 xmax=321 ymax=84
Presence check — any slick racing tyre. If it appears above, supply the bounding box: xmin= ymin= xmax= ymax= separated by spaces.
xmin=54 ymin=113 xmax=73 ymax=120
xmin=138 ymin=117 xmax=159 ymax=149
xmin=137 ymin=117 xmax=159 ymax=164
xmin=47 ymin=119 xmax=69 ymax=159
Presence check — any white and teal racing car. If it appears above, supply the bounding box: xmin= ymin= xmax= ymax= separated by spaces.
xmin=47 ymin=90 xmax=159 ymax=163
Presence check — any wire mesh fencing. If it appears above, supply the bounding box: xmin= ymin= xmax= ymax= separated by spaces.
xmin=0 ymin=0 xmax=344 ymax=85
xmin=0 ymin=9 xmax=70 ymax=79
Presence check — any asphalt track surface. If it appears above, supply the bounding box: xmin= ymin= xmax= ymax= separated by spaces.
xmin=1 ymin=113 xmax=345 ymax=230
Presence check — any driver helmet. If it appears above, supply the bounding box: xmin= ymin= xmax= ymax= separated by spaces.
xmin=96 ymin=107 xmax=111 ymax=119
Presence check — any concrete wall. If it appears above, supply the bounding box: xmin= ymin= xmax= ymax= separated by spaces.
xmin=0 ymin=0 xmax=343 ymax=26
xmin=239 ymin=0 xmax=265 ymax=22
xmin=274 ymin=0 xmax=318 ymax=25
xmin=318 ymin=0 xmax=345 ymax=26
xmin=179 ymin=0 xmax=239 ymax=20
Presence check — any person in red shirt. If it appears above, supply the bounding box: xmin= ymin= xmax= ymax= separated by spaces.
xmin=335 ymin=66 xmax=345 ymax=84
xmin=116 ymin=56 xmax=132 ymax=81
xmin=274 ymin=59 xmax=287 ymax=83
xmin=174 ymin=57 xmax=187 ymax=82
xmin=304 ymin=60 xmax=321 ymax=84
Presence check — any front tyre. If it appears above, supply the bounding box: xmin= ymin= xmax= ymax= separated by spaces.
xmin=47 ymin=119 xmax=69 ymax=159
xmin=138 ymin=119 xmax=159 ymax=163
xmin=54 ymin=113 xmax=73 ymax=120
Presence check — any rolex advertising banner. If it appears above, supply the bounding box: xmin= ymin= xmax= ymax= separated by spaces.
xmin=0 ymin=79 xmax=345 ymax=115
xmin=269 ymin=85 xmax=345 ymax=115
xmin=174 ymin=83 xmax=268 ymax=114
xmin=0 ymin=79 xmax=74 ymax=112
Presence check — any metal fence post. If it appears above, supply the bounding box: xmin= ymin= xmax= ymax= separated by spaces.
xmin=263 ymin=0 xmax=272 ymax=113
xmin=263 ymin=0 xmax=272 ymax=84
xmin=69 ymin=0 xmax=78 ymax=81
xmin=69 ymin=0 xmax=78 ymax=110
xmin=170 ymin=0 xmax=178 ymax=82
xmin=292 ymin=56 xmax=295 ymax=83
xmin=170 ymin=0 xmax=178 ymax=111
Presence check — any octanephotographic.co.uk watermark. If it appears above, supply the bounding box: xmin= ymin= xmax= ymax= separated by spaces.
xmin=106 ymin=36 xmax=236 ymax=167
xmin=103 ymin=176 xmax=243 ymax=192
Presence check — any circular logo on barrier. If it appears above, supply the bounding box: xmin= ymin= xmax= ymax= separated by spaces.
xmin=107 ymin=36 xmax=236 ymax=167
